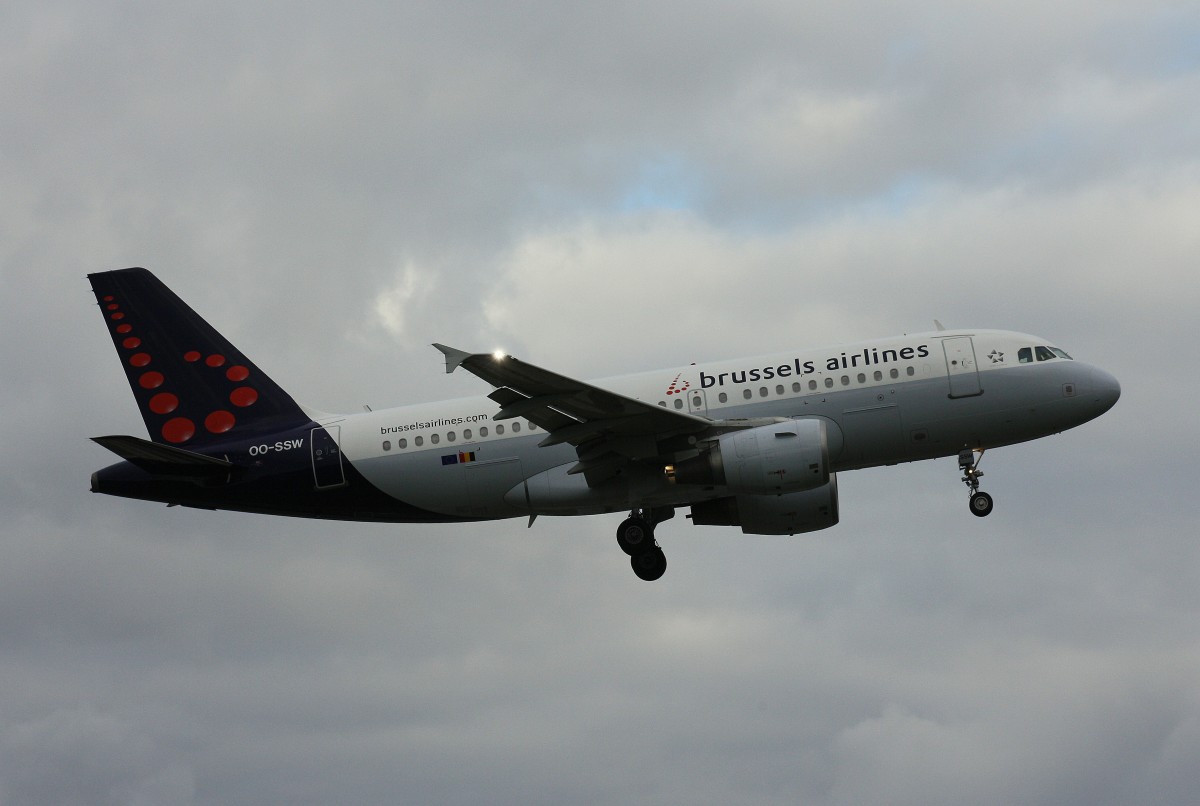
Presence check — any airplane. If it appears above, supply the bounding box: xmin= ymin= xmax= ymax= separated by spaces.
xmin=88 ymin=267 xmax=1120 ymax=580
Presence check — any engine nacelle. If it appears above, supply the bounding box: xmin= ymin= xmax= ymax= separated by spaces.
xmin=690 ymin=476 xmax=839 ymax=535
xmin=671 ymin=418 xmax=830 ymax=495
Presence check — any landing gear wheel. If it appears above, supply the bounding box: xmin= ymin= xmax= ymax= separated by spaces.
xmin=616 ymin=517 xmax=654 ymax=556
xmin=631 ymin=548 xmax=667 ymax=581
xmin=969 ymin=491 xmax=994 ymax=517
xmin=617 ymin=510 xmax=668 ymax=579
xmin=959 ymin=449 xmax=994 ymax=518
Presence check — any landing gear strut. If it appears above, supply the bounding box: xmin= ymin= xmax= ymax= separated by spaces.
xmin=616 ymin=507 xmax=672 ymax=581
xmin=959 ymin=448 xmax=994 ymax=517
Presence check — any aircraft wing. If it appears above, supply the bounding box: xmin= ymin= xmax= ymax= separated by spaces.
xmin=433 ymin=344 xmax=710 ymax=484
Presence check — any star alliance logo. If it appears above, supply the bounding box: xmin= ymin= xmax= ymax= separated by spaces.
xmin=988 ymin=350 xmax=1005 ymax=364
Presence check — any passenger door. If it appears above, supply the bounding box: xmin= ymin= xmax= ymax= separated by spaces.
xmin=942 ymin=336 xmax=982 ymax=398
xmin=311 ymin=425 xmax=346 ymax=489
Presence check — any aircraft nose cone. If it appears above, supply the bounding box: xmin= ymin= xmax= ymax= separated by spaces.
xmin=1090 ymin=366 xmax=1121 ymax=415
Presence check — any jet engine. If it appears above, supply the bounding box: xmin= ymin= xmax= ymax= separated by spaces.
xmin=669 ymin=418 xmax=830 ymax=495
xmin=689 ymin=477 xmax=839 ymax=535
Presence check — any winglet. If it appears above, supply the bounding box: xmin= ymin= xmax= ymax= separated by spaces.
xmin=432 ymin=343 xmax=473 ymax=374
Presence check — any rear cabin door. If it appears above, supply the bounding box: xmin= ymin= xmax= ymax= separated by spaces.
xmin=942 ymin=336 xmax=982 ymax=398
xmin=311 ymin=425 xmax=347 ymax=489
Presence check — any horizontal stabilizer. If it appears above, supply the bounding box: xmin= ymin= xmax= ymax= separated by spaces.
xmin=92 ymin=435 xmax=235 ymax=477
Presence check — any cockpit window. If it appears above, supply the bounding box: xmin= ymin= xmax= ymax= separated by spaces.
xmin=1018 ymin=347 xmax=1033 ymax=364
xmin=1031 ymin=345 xmax=1073 ymax=362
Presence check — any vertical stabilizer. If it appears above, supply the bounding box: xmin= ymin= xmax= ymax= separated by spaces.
xmin=89 ymin=267 xmax=312 ymax=447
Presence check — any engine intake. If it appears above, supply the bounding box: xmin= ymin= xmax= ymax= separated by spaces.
xmin=670 ymin=419 xmax=830 ymax=495
xmin=690 ymin=477 xmax=839 ymax=535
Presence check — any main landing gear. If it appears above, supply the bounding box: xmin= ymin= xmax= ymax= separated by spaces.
xmin=616 ymin=507 xmax=672 ymax=581
xmin=959 ymin=448 xmax=994 ymax=517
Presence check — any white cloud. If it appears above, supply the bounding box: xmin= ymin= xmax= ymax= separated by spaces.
xmin=368 ymin=261 xmax=437 ymax=342
xmin=480 ymin=164 xmax=1198 ymax=378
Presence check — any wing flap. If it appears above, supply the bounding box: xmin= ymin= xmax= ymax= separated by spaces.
xmin=486 ymin=388 xmax=579 ymax=432
xmin=433 ymin=344 xmax=711 ymax=485
xmin=436 ymin=345 xmax=708 ymax=439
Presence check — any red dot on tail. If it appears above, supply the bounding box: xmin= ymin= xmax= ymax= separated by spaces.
xmin=162 ymin=417 xmax=195 ymax=443
xmin=206 ymin=354 xmax=226 ymax=368
xmin=230 ymin=386 xmax=258 ymax=407
xmin=103 ymin=295 xmax=115 ymax=302
xmin=139 ymin=371 xmax=164 ymax=389
xmin=110 ymin=312 xmax=125 ymax=320
xmin=149 ymin=392 xmax=179 ymax=414
xmin=116 ymin=324 xmax=133 ymax=334
xmin=106 ymin=303 xmax=119 ymax=311
xmin=226 ymin=365 xmax=250 ymax=382
xmin=184 ymin=351 xmax=201 ymax=362
xmin=129 ymin=353 xmax=152 ymax=367
xmin=205 ymin=410 xmax=236 ymax=433
xmin=122 ymin=337 xmax=141 ymax=349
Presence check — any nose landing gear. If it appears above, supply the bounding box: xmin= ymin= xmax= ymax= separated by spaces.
xmin=959 ymin=448 xmax=994 ymax=517
xmin=616 ymin=507 xmax=672 ymax=581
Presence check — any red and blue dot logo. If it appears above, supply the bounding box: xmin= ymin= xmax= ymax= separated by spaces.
xmin=103 ymin=293 xmax=261 ymax=444
xmin=665 ymin=373 xmax=691 ymax=396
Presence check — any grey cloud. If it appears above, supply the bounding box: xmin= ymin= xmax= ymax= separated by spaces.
xmin=2 ymin=1 xmax=1198 ymax=804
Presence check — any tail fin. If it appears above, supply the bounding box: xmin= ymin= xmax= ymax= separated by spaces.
xmin=89 ymin=267 xmax=312 ymax=447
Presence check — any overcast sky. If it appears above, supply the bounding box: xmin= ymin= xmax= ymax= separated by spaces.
xmin=2 ymin=1 xmax=1198 ymax=804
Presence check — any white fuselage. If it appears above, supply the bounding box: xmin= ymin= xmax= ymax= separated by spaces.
xmin=325 ymin=330 xmax=1119 ymax=520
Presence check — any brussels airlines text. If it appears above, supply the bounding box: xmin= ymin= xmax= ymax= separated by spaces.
xmin=701 ymin=344 xmax=931 ymax=389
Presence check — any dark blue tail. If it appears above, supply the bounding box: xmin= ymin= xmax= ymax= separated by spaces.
xmin=89 ymin=267 xmax=312 ymax=447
